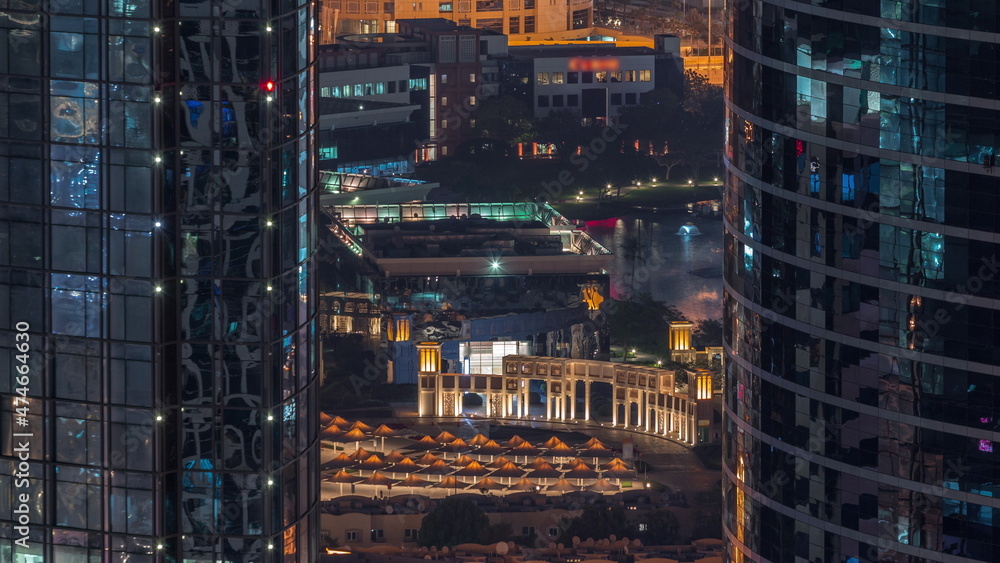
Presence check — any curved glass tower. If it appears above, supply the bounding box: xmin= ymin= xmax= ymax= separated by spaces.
xmin=724 ymin=2 xmax=1000 ymax=561
xmin=0 ymin=0 xmax=319 ymax=559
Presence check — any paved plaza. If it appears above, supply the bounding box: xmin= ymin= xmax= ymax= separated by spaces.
xmin=319 ymin=403 xmax=720 ymax=501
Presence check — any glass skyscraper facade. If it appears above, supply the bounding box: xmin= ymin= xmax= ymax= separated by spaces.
xmin=1 ymin=0 xmax=319 ymax=559
xmin=724 ymin=2 xmax=1000 ymax=561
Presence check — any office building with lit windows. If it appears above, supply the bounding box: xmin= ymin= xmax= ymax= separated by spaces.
xmin=316 ymin=0 xmax=591 ymax=38
xmin=724 ymin=2 xmax=1000 ymax=562
xmin=0 ymin=0 xmax=320 ymax=560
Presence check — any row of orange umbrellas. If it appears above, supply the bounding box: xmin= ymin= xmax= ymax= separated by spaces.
xmin=325 ymin=470 xmax=623 ymax=495
xmin=324 ymin=451 xmax=635 ymax=485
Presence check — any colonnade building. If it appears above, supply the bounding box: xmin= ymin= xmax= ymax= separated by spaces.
xmin=415 ymin=343 xmax=722 ymax=446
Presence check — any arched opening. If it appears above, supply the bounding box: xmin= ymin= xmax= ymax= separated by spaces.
xmin=587 ymin=381 xmax=613 ymax=423
xmin=460 ymin=392 xmax=487 ymax=416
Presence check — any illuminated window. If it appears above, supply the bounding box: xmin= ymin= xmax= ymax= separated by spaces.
xmin=469 ymin=95 xmax=476 ymax=106
xmin=552 ymin=72 xmax=564 ymax=84
xmin=595 ymin=71 xmax=607 ymax=82
xmin=639 ymin=69 xmax=651 ymax=81
xmin=536 ymin=72 xmax=549 ymax=85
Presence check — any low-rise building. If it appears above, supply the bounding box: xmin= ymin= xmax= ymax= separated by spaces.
xmin=500 ymin=35 xmax=683 ymax=124
xmin=318 ymin=202 xmax=612 ymax=385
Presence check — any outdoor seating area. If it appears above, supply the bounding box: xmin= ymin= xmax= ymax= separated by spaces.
xmin=319 ymin=414 xmax=646 ymax=500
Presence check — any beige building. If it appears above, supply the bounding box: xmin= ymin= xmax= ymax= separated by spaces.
xmin=667 ymin=321 xmax=722 ymax=366
xmin=321 ymin=506 xmax=583 ymax=548
xmin=415 ymin=343 xmax=721 ymax=445
xmin=320 ymin=0 xmax=592 ymax=38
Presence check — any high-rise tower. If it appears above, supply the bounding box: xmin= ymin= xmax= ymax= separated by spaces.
xmin=0 ymin=0 xmax=319 ymax=559
xmin=725 ymin=2 xmax=1000 ymax=561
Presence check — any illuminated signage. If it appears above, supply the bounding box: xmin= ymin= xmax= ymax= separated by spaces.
xmin=568 ymin=57 xmax=620 ymax=72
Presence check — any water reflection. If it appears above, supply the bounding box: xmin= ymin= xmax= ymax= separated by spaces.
xmin=585 ymin=213 xmax=724 ymax=320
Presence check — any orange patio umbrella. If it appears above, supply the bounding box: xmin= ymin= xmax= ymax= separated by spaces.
xmin=320 ymin=425 xmax=345 ymax=441
xmin=525 ymin=457 xmax=551 ymax=469
xmin=601 ymin=458 xmax=632 ymax=470
xmin=586 ymin=478 xmax=620 ymax=493
xmin=509 ymin=441 xmax=541 ymax=462
xmin=545 ymin=441 xmax=577 ymax=461
xmin=452 ymin=460 xmax=490 ymax=477
xmin=546 ymin=478 xmax=580 ymax=492
xmin=507 ymin=477 xmax=540 ymax=491
xmin=390 ymin=457 xmax=421 ymax=478
xmin=434 ymin=430 xmax=458 ymax=444
xmin=488 ymin=461 xmax=526 ymax=485
xmin=433 ymin=475 xmax=471 ymax=493
xmin=474 ymin=440 xmax=508 ymax=458
xmin=383 ymin=450 xmax=406 ymax=464
xmin=415 ymin=452 xmax=445 ymax=465
xmin=440 ymin=437 xmax=470 ymax=453
xmin=540 ymin=436 xmax=566 ymax=449
xmin=562 ymin=458 xmax=595 ymax=471
xmin=356 ymin=454 xmax=389 ymax=474
xmin=410 ymin=435 xmax=441 ymax=451
xmin=348 ymin=447 xmax=374 ymax=461
xmin=486 ymin=456 xmax=514 ymax=468
xmin=468 ymin=433 xmax=490 ymax=447
xmin=372 ymin=424 xmax=399 ymax=450
xmin=504 ymin=435 xmax=527 ymax=447
xmin=579 ymin=436 xmax=608 ymax=449
xmin=471 ymin=477 xmax=506 ymax=492
xmin=325 ymin=469 xmax=363 ymax=496
xmin=417 ymin=459 xmax=453 ymax=478
xmin=321 ymin=452 xmax=356 ymax=471
xmin=398 ymin=474 xmax=433 ymax=494
xmin=336 ymin=428 xmax=368 ymax=451
xmin=357 ymin=471 xmax=398 ymax=495
xmin=450 ymin=454 xmax=477 ymax=467
xmin=348 ymin=420 xmax=376 ymax=433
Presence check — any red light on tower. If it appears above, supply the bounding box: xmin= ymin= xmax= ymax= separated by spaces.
xmin=264 ymin=81 xmax=275 ymax=92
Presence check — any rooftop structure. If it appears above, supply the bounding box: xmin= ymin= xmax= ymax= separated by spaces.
xmin=319 ymin=203 xmax=611 ymax=384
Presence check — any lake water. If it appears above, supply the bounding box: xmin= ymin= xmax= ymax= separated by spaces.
xmin=584 ymin=211 xmax=724 ymax=321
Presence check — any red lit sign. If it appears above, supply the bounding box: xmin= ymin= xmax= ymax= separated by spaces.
xmin=568 ymin=57 xmax=620 ymax=72
xmin=264 ymin=81 xmax=275 ymax=91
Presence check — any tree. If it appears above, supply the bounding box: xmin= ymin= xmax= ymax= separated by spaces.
xmin=635 ymin=509 xmax=681 ymax=545
xmin=691 ymin=318 xmax=723 ymax=348
xmin=617 ymin=76 xmax=723 ymax=183
xmin=535 ymin=109 xmax=586 ymax=160
xmin=478 ymin=521 xmax=514 ymax=545
xmin=689 ymin=490 xmax=723 ymax=540
xmin=662 ymin=71 xmax=725 ymax=184
xmin=418 ymin=498 xmax=491 ymax=547
xmin=608 ymin=295 xmax=683 ymax=359
xmin=557 ymin=506 xmax=636 ymax=544
xmin=468 ymin=95 xmax=535 ymax=144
